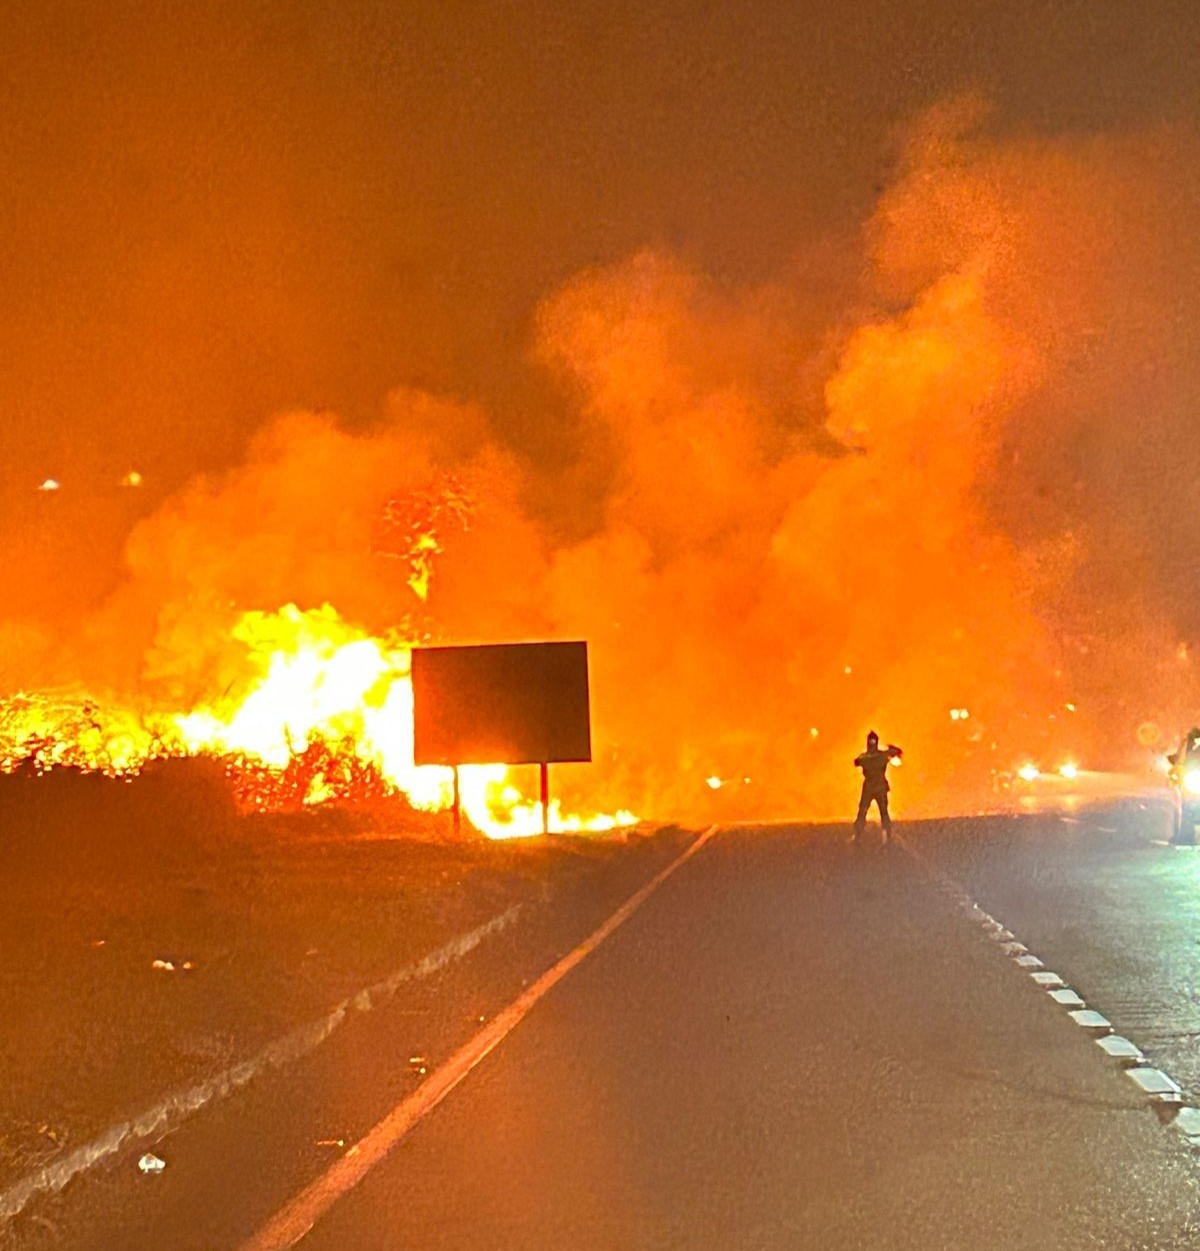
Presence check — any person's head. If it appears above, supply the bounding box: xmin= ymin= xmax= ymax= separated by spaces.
xmin=866 ymin=730 xmax=879 ymax=749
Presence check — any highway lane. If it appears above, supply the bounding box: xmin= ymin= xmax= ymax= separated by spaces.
xmin=907 ymin=795 xmax=1200 ymax=1102
xmin=0 ymin=828 xmax=696 ymax=1249
xmin=12 ymin=814 xmax=1200 ymax=1249
xmin=233 ymin=824 xmax=1200 ymax=1249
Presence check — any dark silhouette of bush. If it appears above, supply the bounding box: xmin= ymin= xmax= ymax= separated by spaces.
xmin=0 ymin=756 xmax=239 ymax=875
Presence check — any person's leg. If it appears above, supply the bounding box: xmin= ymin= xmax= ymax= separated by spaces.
xmin=878 ymin=792 xmax=892 ymax=841
xmin=853 ymin=789 xmax=871 ymax=840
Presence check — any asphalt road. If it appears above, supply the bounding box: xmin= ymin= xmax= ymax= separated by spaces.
xmin=909 ymin=794 xmax=1200 ymax=1106
xmin=8 ymin=805 xmax=1200 ymax=1249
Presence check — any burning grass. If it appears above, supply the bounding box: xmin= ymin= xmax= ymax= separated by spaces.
xmin=0 ymin=603 xmax=637 ymax=842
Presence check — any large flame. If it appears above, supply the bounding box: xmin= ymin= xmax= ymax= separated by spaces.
xmin=0 ymin=603 xmax=635 ymax=840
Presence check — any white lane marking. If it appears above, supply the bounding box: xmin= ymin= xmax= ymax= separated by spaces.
xmin=1031 ymin=971 xmax=1065 ymax=988
xmin=1097 ymin=1035 xmax=1145 ymax=1064
xmin=0 ymin=907 xmax=520 ymax=1225
xmin=238 ymin=825 xmax=721 ymax=1251
xmin=896 ymin=832 xmax=1199 ymax=1134
xmin=1049 ymin=987 xmax=1085 ymax=1008
xmin=1127 ymin=1067 xmax=1183 ymax=1101
xmin=1174 ymin=1107 xmax=1200 ymax=1143
xmin=1069 ymin=1009 xmax=1112 ymax=1031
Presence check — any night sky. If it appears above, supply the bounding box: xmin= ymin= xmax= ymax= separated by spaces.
xmin=3 ymin=2 xmax=1194 ymax=491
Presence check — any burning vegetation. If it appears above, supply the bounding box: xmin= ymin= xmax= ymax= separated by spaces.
xmin=0 ymin=603 xmax=634 ymax=841
xmin=4 ymin=98 xmax=1200 ymax=829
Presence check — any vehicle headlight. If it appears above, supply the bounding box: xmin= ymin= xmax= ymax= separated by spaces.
xmin=1183 ymin=769 xmax=1200 ymax=795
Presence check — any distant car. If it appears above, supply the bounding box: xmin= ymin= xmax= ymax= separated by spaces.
xmin=991 ymin=761 xmax=1082 ymax=794
xmin=1166 ymin=728 xmax=1200 ymax=843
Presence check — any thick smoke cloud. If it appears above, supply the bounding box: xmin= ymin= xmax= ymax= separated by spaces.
xmin=8 ymin=100 xmax=1200 ymax=822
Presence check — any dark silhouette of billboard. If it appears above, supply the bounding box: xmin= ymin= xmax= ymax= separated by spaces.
xmin=411 ymin=641 xmax=591 ymax=766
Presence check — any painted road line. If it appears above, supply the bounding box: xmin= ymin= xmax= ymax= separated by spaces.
xmin=1173 ymin=1107 xmax=1200 ymax=1143
xmin=0 ymin=906 xmax=520 ymax=1226
xmin=1068 ymin=1009 xmax=1112 ymax=1032
xmin=1049 ymin=988 xmax=1086 ymax=1009
xmin=238 ymin=824 xmax=722 ymax=1251
xmin=1126 ymin=1068 xmax=1183 ymax=1102
xmin=1031 ymin=971 xmax=1065 ymax=989
xmin=1097 ymin=1036 xmax=1145 ymax=1065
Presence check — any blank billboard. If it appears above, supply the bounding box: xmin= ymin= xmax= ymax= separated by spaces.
xmin=411 ymin=641 xmax=591 ymax=766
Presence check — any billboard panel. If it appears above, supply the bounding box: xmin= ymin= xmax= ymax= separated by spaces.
xmin=411 ymin=641 xmax=591 ymax=766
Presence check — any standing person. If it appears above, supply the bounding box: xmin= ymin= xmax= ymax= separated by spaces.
xmin=853 ymin=731 xmax=903 ymax=845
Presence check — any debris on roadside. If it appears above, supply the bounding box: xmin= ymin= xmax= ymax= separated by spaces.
xmin=315 ymin=1137 xmax=346 ymax=1148
xmin=150 ymin=958 xmax=197 ymax=972
xmin=0 ymin=1121 xmax=70 ymax=1172
xmin=137 ymin=1152 xmax=166 ymax=1174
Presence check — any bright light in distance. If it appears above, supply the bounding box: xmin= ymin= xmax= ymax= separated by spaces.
xmin=705 ymin=775 xmax=723 ymax=790
xmin=1058 ymin=763 xmax=1078 ymax=781
xmin=37 ymin=478 xmax=60 ymax=492
xmin=1184 ymin=769 xmax=1200 ymax=796
xmin=1017 ymin=763 xmax=1040 ymax=783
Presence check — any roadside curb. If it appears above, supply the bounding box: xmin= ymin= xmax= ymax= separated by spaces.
xmin=0 ymin=905 xmax=521 ymax=1227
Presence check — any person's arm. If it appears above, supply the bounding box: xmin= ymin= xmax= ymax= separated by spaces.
xmin=887 ymin=744 xmax=903 ymax=759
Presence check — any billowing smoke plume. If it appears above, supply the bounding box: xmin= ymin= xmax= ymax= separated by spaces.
xmin=8 ymin=98 xmax=1200 ymax=822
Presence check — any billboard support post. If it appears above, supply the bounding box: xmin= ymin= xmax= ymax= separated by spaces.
xmin=540 ymin=761 xmax=550 ymax=837
xmin=452 ymin=765 xmax=461 ymax=837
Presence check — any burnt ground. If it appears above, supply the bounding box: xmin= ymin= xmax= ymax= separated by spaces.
xmin=0 ymin=762 xmax=692 ymax=1202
